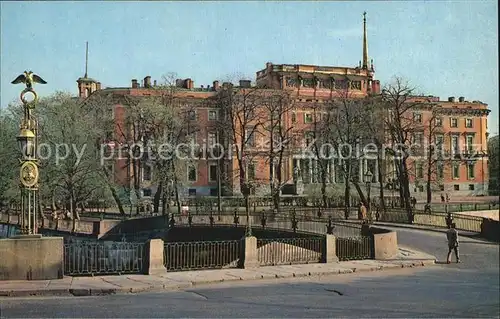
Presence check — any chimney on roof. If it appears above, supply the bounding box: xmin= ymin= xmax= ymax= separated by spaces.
xmin=239 ymin=80 xmax=251 ymax=88
xmin=131 ymin=79 xmax=138 ymax=88
xmin=213 ymin=80 xmax=220 ymax=91
xmin=458 ymin=96 xmax=465 ymax=102
xmin=144 ymin=76 xmax=151 ymax=88
xmin=448 ymin=96 xmax=455 ymax=102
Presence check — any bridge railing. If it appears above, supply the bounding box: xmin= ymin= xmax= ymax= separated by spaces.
xmin=63 ymin=241 xmax=145 ymax=276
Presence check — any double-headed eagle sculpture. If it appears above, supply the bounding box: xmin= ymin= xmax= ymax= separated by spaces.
xmin=11 ymin=71 xmax=47 ymax=89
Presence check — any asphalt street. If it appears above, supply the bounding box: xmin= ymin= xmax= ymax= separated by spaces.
xmin=0 ymin=228 xmax=498 ymax=318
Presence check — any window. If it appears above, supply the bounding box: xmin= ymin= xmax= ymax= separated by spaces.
xmin=247 ymin=162 xmax=256 ymax=180
xmin=209 ymin=164 xmax=218 ymax=182
xmin=435 ymin=134 xmax=444 ymax=153
xmin=245 ymin=129 xmax=255 ymax=147
xmin=450 ymin=118 xmax=458 ymax=128
xmin=188 ymin=133 xmax=197 ymax=144
xmin=413 ymin=113 xmax=422 ymax=123
xmin=435 ymin=117 xmax=443 ymax=127
xmin=143 ymin=165 xmax=152 ymax=181
xmin=188 ymin=164 xmax=197 ymax=182
xmin=413 ymin=132 xmax=423 ymax=145
xmin=208 ymin=132 xmax=218 ymax=146
xmin=452 ymin=162 xmax=460 ymax=179
xmin=305 ymin=131 xmax=315 ymax=146
xmin=467 ymin=162 xmax=475 ymax=179
xmin=208 ymin=110 xmax=218 ymax=121
xmin=465 ymin=118 xmax=473 ymax=128
xmin=416 ymin=163 xmax=424 ymax=179
xmin=439 ymin=184 xmax=445 ymax=191
xmin=188 ymin=189 xmax=197 ymax=196
xmin=188 ymin=110 xmax=196 ymax=120
xmin=451 ymin=135 xmax=459 ymax=154
xmin=142 ymin=189 xmax=152 ymax=197
xmin=469 ymin=184 xmax=475 ymax=191
xmin=418 ymin=185 xmax=424 ymax=192
xmin=210 ymin=188 xmax=218 ymax=196
xmin=291 ymin=112 xmax=297 ymax=123
xmin=466 ymin=135 xmax=474 ymax=153
xmin=437 ymin=162 xmax=444 ymax=179
xmin=304 ymin=113 xmax=313 ymax=123
xmin=454 ymin=184 xmax=460 ymax=191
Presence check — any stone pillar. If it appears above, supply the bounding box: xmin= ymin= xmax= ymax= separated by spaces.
xmin=322 ymin=234 xmax=339 ymax=263
xmin=144 ymin=238 xmax=167 ymax=275
xmin=239 ymin=236 xmax=259 ymax=268
xmin=0 ymin=235 xmax=64 ymax=280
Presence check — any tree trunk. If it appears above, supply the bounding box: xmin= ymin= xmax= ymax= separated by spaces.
xmin=38 ymin=197 xmax=44 ymax=229
xmin=153 ymin=181 xmax=163 ymax=214
xmin=344 ymin=177 xmax=351 ymax=219
xmin=426 ymin=149 xmax=434 ymax=204
xmin=161 ymin=186 xmax=167 ymax=216
xmin=101 ymin=166 xmax=125 ymax=215
xmin=321 ymin=166 xmax=328 ymax=208
xmin=377 ymin=154 xmax=386 ymax=212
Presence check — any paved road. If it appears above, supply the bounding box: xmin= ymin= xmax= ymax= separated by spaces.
xmin=1 ymin=228 xmax=498 ymax=318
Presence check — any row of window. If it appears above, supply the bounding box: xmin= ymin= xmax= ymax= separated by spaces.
xmin=412 ymin=132 xmax=477 ymax=151
xmin=413 ymin=113 xmax=478 ymax=128
xmin=414 ymin=161 xmax=476 ymax=180
xmin=187 ymin=109 xmax=219 ymax=121
xmin=285 ymin=78 xmax=363 ymax=90
xmin=186 ymin=163 xmax=256 ymax=183
xmin=414 ymin=183 xmax=478 ymax=193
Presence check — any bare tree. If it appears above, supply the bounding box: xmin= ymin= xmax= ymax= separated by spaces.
xmin=381 ymin=77 xmax=425 ymax=221
xmin=37 ymin=93 xmax=112 ymax=229
xmin=422 ymin=108 xmax=448 ymax=204
xmin=260 ymin=90 xmax=295 ymax=210
xmin=216 ymin=84 xmax=266 ymax=225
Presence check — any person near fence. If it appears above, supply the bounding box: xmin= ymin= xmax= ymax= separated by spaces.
xmin=446 ymin=222 xmax=460 ymax=264
xmin=357 ymin=203 xmax=367 ymax=221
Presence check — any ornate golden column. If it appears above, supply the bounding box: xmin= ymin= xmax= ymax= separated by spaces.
xmin=11 ymin=71 xmax=47 ymax=235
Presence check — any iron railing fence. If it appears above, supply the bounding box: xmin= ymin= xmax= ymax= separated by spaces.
xmin=164 ymin=240 xmax=240 ymax=271
xmin=165 ymin=214 xmax=363 ymax=238
xmin=63 ymin=241 xmax=145 ymax=276
xmin=380 ymin=210 xmax=484 ymax=233
xmin=336 ymin=236 xmax=373 ymax=261
xmin=257 ymin=237 xmax=324 ymax=266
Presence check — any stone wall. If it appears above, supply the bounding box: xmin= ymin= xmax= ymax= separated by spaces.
xmin=0 ymin=235 xmax=64 ymax=280
xmin=362 ymin=225 xmax=398 ymax=260
xmin=481 ymin=218 xmax=500 ymax=242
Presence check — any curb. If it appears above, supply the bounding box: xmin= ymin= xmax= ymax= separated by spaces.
xmin=0 ymin=259 xmax=435 ymax=298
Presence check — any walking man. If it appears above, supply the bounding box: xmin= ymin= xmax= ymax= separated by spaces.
xmin=446 ymin=222 xmax=461 ymax=264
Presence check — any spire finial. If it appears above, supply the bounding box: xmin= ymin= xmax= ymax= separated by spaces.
xmin=84 ymin=41 xmax=89 ymax=78
xmin=362 ymin=12 xmax=368 ymax=70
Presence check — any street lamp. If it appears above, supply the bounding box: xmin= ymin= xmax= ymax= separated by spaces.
xmin=364 ymin=170 xmax=373 ymax=222
xmin=17 ymin=128 xmax=36 ymax=159
xmin=11 ymin=71 xmax=46 ymax=235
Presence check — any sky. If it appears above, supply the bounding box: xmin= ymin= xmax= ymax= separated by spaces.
xmin=1 ymin=1 xmax=498 ymax=135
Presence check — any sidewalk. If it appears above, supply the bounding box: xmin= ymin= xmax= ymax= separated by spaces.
xmin=0 ymin=247 xmax=435 ymax=297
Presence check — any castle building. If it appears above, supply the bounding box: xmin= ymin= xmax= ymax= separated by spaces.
xmin=80 ymin=13 xmax=490 ymax=202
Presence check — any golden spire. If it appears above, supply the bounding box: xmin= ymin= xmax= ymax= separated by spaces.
xmin=362 ymin=11 xmax=368 ymax=70
xmin=84 ymin=41 xmax=89 ymax=78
